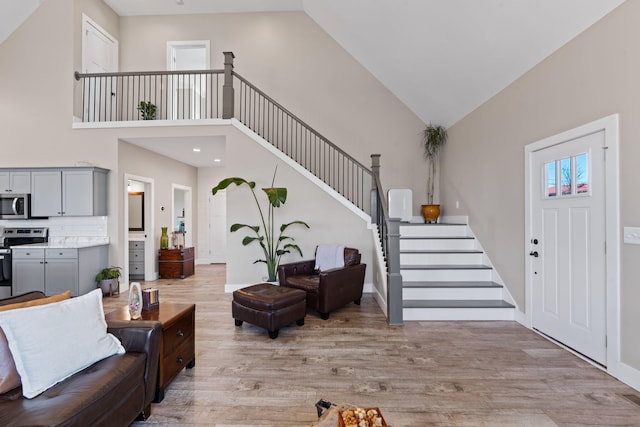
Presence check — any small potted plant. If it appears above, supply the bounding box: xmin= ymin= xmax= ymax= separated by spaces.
xmin=96 ymin=266 xmax=122 ymax=296
xmin=421 ymin=123 xmax=448 ymax=223
xmin=137 ymin=101 xmax=157 ymax=120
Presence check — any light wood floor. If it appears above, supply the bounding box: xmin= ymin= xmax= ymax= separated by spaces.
xmin=102 ymin=264 xmax=640 ymax=426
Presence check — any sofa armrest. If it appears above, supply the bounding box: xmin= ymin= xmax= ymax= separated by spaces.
xmin=317 ymin=264 xmax=366 ymax=313
xmin=107 ymin=320 xmax=162 ymax=408
xmin=278 ymin=259 xmax=316 ymax=286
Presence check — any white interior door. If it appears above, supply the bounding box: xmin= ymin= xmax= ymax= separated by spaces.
xmin=82 ymin=14 xmax=118 ymax=121
xmin=167 ymin=41 xmax=210 ymax=120
xmin=530 ymin=130 xmax=607 ymax=365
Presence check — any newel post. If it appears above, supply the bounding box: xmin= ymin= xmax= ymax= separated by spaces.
xmin=222 ymin=51 xmax=235 ymax=119
xmin=370 ymin=154 xmax=381 ymax=224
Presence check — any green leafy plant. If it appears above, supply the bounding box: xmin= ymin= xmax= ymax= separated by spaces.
xmin=95 ymin=266 xmax=122 ymax=282
xmin=423 ymin=123 xmax=448 ymax=204
xmin=137 ymin=101 xmax=157 ymax=120
xmin=211 ymin=169 xmax=309 ymax=281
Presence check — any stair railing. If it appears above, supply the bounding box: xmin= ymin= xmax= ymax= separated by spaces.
xmin=75 ymin=52 xmax=403 ymax=322
xmin=229 ymin=68 xmax=372 ymax=213
xmin=371 ymin=155 xmax=403 ymax=325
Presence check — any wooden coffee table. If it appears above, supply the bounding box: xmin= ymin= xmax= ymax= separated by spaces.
xmin=106 ymin=302 xmax=196 ymax=402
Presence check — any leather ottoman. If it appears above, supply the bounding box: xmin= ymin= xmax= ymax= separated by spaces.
xmin=232 ymin=283 xmax=306 ymax=339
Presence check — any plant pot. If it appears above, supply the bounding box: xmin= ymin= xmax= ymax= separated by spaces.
xmin=421 ymin=204 xmax=440 ymax=224
xmin=98 ymin=279 xmax=119 ymax=297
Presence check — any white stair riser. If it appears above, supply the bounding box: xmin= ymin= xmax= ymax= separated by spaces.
xmin=400 ymin=225 xmax=469 ymax=238
xmin=403 ymin=307 xmax=515 ymax=321
xmin=402 ymin=287 xmax=503 ymax=300
xmin=400 ymin=239 xmax=476 ymax=251
xmin=400 ymin=252 xmax=483 ymax=265
xmin=401 ymin=268 xmax=492 ymax=282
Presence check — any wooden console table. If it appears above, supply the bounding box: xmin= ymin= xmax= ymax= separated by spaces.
xmin=158 ymin=247 xmax=194 ymax=279
xmin=106 ymin=302 xmax=196 ymax=402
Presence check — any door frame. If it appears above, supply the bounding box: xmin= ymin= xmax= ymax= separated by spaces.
xmin=524 ymin=114 xmax=620 ymax=372
xmin=123 ymin=174 xmax=155 ymax=287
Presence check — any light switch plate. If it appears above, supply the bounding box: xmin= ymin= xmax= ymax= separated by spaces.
xmin=623 ymin=227 xmax=640 ymax=245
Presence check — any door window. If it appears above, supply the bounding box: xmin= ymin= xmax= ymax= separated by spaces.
xmin=544 ymin=152 xmax=589 ymax=198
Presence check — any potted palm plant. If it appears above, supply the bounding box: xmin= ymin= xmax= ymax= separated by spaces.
xmin=95 ymin=266 xmax=122 ymax=296
xmin=137 ymin=101 xmax=157 ymax=120
xmin=211 ymin=168 xmax=309 ymax=282
xmin=421 ymin=123 xmax=448 ymax=223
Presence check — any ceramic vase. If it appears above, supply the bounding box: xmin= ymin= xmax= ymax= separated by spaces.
xmin=128 ymin=282 xmax=143 ymax=319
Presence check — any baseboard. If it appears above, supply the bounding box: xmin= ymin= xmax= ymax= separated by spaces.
xmin=613 ymin=362 xmax=640 ymax=392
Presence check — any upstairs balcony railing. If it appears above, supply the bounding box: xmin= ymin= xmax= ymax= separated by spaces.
xmin=74 ymin=52 xmax=372 ymax=214
xmin=75 ymin=52 xmax=402 ymax=323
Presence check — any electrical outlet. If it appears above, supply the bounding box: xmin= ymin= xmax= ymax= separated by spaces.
xmin=623 ymin=227 xmax=640 ymax=245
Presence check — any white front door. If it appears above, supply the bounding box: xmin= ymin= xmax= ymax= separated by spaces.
xmin=530 ymin=130 xmax=607 ymax=365
xmin=81 ymin=14 xmax=118 ymax=121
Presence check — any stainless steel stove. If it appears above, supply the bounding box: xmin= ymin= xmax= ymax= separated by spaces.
xmin=0 ymin=227 xmax=48 ymax=298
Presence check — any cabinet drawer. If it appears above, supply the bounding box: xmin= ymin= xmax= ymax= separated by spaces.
xmin=163 ymin=310 xmax=194 ymax=352
xmin=45 ymin=248 xmax=78 ymax=259
xmin=129 ymin=250 xmax=144 ymax=261
xmin=129 ymin=262 xmax=144 ymax=275
xmin=161 ymin=338 xmax=194 ymax=380
xmin=129 ymin=241 xmax=144 ymax=250
xmin=12 ymin=249 xmax=45 ymax=260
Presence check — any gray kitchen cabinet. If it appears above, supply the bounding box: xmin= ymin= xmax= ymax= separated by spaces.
xmin=129 ymin=241 xmax=145 ymax=280
xmin=12 ymin=249 xmax=45 ymax=295
xmin=12 ymin=245 xmax=108 ymax=297
xmin=0 ymin=169 xmax=31 ymax=193
xmin=31 ymin=168 xmax=108 ymax=217
xmin=44 ymin=249 xmax=79 ymax=296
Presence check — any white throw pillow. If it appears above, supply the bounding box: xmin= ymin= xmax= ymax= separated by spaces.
xmin=0 ymin=289 xmax=125 ymax=398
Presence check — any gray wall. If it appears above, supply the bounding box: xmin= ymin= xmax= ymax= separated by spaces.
xmin=440 ymin=1 xmax=640 ymax=370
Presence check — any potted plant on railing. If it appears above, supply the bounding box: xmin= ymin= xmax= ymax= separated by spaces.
xmin=211 ymin=168 xmax=309 ymax=282
xmin=95 ymin=266 xmax=122 ymax=297
xmin=137 ymin=101 xmax=157 ymax=120
xmin=421 ymin=123 xmax=448 ymax=223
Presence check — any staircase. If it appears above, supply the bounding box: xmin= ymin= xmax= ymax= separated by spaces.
xmin=400 ymin=222 xmax=515 ymax=321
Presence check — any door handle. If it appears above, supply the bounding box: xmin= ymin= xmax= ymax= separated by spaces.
xmin=529 ymin=251 xmax=539 ymax=258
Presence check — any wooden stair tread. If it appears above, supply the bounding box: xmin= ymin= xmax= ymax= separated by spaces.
xmin=403 ymin=281 xmax=503 ymax=288
xmin=403 ymin=299 xmax=515 ymax=309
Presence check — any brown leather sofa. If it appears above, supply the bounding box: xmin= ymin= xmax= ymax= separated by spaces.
xmin=278 ymin=247 xmax=366 ymax=319
xmin=0 ymin=291 xmax=162 ymax=427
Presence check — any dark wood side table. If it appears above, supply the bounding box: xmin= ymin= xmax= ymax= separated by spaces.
xmin=105 ymin=302 xmax=196 ymax=402
xmin=158 ymin=247 xmax=195 ymax=279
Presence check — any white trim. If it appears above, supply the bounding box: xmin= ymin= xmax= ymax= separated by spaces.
xmin=72 ymin=118 xmax=231 ymax=129
xmin=524 ymin=114 xmax=625 ymax=383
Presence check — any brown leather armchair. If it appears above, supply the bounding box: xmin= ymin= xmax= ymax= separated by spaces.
xmin=278 ymin=247 xmax=366 ymax=320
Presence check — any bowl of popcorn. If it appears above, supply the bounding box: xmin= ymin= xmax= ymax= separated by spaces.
xmin=338 ymin=407 xmax=386 ymax=427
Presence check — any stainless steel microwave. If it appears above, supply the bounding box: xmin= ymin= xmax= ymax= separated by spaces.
xmin=0 ymin=194 xmax=30 ymax=220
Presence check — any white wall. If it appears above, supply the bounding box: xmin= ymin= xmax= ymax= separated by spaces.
xmin=196 ymin=126 xmax=373 ymax=287
xmin=440 ymin=1 xmax=640 ymax=372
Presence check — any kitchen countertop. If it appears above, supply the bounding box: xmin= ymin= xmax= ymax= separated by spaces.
xmin=10 ymin=242 xmax=109 ymax=249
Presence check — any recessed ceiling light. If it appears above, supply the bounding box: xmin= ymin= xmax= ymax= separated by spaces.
xmin=175 ymin=0 xmax=184 ymax=5
xmin=214 ymin=158 xmax=221 ymax=162
xmin=193 ymin=148 xmax=201 ymax=152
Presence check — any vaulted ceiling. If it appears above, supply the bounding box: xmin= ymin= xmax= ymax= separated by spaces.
xmin=1 ymin=0 xmax=626 ymax=127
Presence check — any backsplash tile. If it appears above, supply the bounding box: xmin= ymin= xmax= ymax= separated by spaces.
xmin=0 ymin=217 xmax=109 ymax=245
